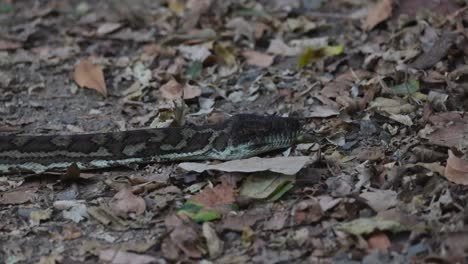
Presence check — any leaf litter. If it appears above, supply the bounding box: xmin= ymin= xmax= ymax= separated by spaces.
xmin=2 ymin=0 xmax=468 ymax=262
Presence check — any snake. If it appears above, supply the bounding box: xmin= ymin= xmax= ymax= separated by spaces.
xmin=0 ymin=114 xmax=308 ymax=175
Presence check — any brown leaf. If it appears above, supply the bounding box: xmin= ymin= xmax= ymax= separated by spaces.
xmin=159 ymin=79 xmax=201 ymax=100
xmin=410 ymin=32 xmax=457 ymax=70
xmin=160 ymin=79 xmax=183 ymax=100
xmin=99 ymin=249 xmax=156 ymax=264
xmin=293 ymin=199 xmax=324 ymax=224
xmin=0 ymin=190 xmax=32 ymax=205
xmin=73 ymin=58 xmax=107 ymax=96
xmin=190 ymin=182 xmax=235 ymax=207
xmin=367 ymin=231 xmax=391 ymax=252
xmin=0 ymin=39 xmax=23 ymax=50
xmin=96 ymin=22 xmax=123 ymax=36
xmin=242 ymin=50 xmax=274 ymax=68
xmin=364 ymin=0 xmax=394 ymax=31
xmin=444 ymin=150 xmax=468 ymax=185
xmin=110 ymin=189 xmax=146 ymax=217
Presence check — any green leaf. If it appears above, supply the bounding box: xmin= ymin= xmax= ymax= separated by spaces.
xmin=267 ymin=181 xmax=294 ymax=201
xmin=240 ymin=172 xmax=295 ymax=201
xmin=297 ymin=45 xmax=344 ymax=69
xmin=191 ymin=210 xmax=222 ymax=222
xmin=186 ymin=60 xmax=203 ymax=79
xmin=390 ymin=79 xmax=420 ymax=95
xmin=177 ymin=201 xmax=223 ymax=222
xmin=0 ymin=3 xmax=14 ymax=14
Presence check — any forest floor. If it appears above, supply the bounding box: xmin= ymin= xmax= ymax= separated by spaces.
xmin=1 ymin=0 xmax=468 ymax=263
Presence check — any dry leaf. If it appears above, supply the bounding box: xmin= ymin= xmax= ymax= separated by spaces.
xmin=242 ymin=50 xmax=274 ymax=68
xmin=179 ymin=156 xmax=314 ymax=175
xmin=190 ymin=182 xmax=235 ymax=207
xmin=160 ymin=79 xmax=201 ymax=100
xmin=0 ymin=39 xmax=23 ymax=50
xmin=96 ymin=22 xmax=123 ymax=36
xmin=360 ymin=189 xmax=397 ymax=212
xmin=160 ymin=79 xmax=184 ymax=100
xmin=73 ymin=58 xmax=107 ymax=96
xmin=364 ymin=0 xmax=393 ymax=31
xmin=99 ymin=249 xmax=156 ymax=264
xmin=367 ymin=231 xmax=391 ymax=252
xmin=444 ymin=150 xmax=468 ymax=185
xmin=110 ymin=189 xmax=146 ymax=217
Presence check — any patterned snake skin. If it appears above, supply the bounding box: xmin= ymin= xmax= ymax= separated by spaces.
xmin=0 ymin=114 xmax=306 ymax=174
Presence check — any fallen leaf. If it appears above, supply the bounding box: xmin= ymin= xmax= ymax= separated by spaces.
xmin=364 ymin=0 xmax=393 ymax=31
xmin=165 ymin=214 xmax=203 ymax=258
xmin=30 ymin=208 xmax=53 ymax=225
xmin=239 ymin=172 xmax=295 ymax=201
xmin=242 ymin=50 xmax=274 ymax=68
xmin=214 ymin=43 xmax=237 ymax=66
xmin=423 ymin=113 xmax=468 ymax=149
xmin=99 ymin=249 xmax=156 ymax=264
xmin=54 ymin=200 xmax=88 ymax=223
xmin=0 ymin=39 xmax=23 ymax=50
xmin=168 ymin=0 xmax=185 ymax=15
xmin=38 ymin=253 xmax=63 ymax=264
xmin=222 ymin=208 xmax=269 ymax=231
xmin=338 ymin=216 xmax=409 ymax=236
xmin=410 ymin=32 xmax=457 ymax=70
xmin=179 ymin=182 xmax=235 ymax=222
xmin=444 ymin=150 xmax=468 ymax=185
xmin=96 ymin=22 xmax=123 ymax=36
xmin=293 ymin=199 xmax=324 ymax=224
xmin=177 ymin=44 xmax=211 ymax=61
xmin=87 ymin=205 xmax=129 ymax=230
xmin=0 ymin=190 xmax=33 ymax=204
xmin=202 ymin=222 xmax=224 ymax=258
xmin=177 ymin=202 xmax=222 ymax=222
xmin=367 ymin=232 xmax=391 ymax=252
xmin=360 ymin=189 xmax=397 ymax=212
xmin=160 ymin=79 xmax=183 ymax=100
xmin=179 ymin=156 xmax=314 ymax=175
xmin=73 ymin=58 xmax=107 ymax=96
xmin=297 ymin=45 xmax=344 ymax=68
xmin=186 ymin=60 xmax=203 ymax=79
xmin=390 ymin=79 xmax=420 ymax=95
xmin=263 ymin=210 xmax=288 ymax=230
xmin=190 ymin=181 xmax=235 ymax=207
xmin=160 ymin=79 xmax=201 ymax=100
xmin=267 ymin=38 xmax=301 ymax=56
xmin=110 ymin=189 xmax=146 ymax=217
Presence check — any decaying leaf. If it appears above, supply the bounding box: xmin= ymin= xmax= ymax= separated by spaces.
xmin=190 ymin=181 xmax=235 ymax=207
xmin=73 ymin=58 xmax=107 ymax=96
xmin=364 ymin=0 xmax=393 ymax=31
xmin=202 ymin=222 xmax=224 ymax=258
xmin=239 ymin=172 xmax=295 ymax=201
xmin=179 ymin=182 xmax=235 ymax=222
xmin=338 ymin=216 xmax=408 ymax=236
xmin=367 ymin=232 xmax=391 ymax=252
xmin=110 ymin=189 xmax=146 ymax=217
xmin=390 ymin=79 xmax=419 ymax=95
xmin=179 ymin=156 xmax=314 ymax=175
xmin=99 ymin=249 xmax=156 ymax=264
xmin=242 ymin=50 xmax=274 ymax=68
xmin=360 ymin=189 xmax=397 ymax=212
xmin=297 ymin=45 xmax=343 ymax=68
xmin=444 ymin=150 xmax=468 ymax=185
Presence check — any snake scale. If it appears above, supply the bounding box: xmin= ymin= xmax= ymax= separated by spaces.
xmin=0 ymin=114 xmax=307 ymax=174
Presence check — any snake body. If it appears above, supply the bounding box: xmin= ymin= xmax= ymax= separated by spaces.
xmin=0 ymin=114 xmax=306 ymax=174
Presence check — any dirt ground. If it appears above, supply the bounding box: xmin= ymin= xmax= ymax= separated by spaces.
xmin=2 ymin=0 xmax=468 ymax=263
